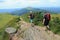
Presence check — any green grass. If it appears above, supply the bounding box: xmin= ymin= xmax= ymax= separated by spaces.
xmin=51 ymin=14 xmax=60 ymax=18
xmin=21 ymin=13 xmax=30 ymax=22
xmin=0 ymin=14 xmax=19 ymax=40
xmin=51 ymin=14 xmax=60 ymax=17
xmin=0 ymin=14 xmax=16 ymax=28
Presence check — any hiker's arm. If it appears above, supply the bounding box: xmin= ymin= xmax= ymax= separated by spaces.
xmin=43 ymin=19 xmax=45 ymax=24
xmin=28 ymin=14 xmax=30 ymax=18
xmin=43 ymin=15 xmax=45 ymax=24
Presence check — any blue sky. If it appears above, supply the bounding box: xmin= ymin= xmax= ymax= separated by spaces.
xmin=0 ymin=0 xmax=60 ymax=9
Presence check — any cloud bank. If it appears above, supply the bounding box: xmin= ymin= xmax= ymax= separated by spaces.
xmin=0 ymin=0 xmax=60 ymax=9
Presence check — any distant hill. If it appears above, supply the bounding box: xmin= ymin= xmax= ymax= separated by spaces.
xmin=9 ymin=7 xmax=60 ymax=15
xmin=0 ymin=9 xmax=14 ymax=13
xmin=0 ymin=7 xmax=60 ymax=15
xmin=40 ymin=7 xmax=60 ymax=13
xmin=0 ymin=9 xmax=21 ymax=13
xmin=11 ymin=7 xmax=45 ymax=15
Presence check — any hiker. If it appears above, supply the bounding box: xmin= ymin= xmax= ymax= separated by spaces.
xmin=28 ymin=11 xmax=34 ymax=23
xmin=43 ymin=12 xmax=51 ymax=30
xmin=28 ymin=11 xmax=35 ymax=27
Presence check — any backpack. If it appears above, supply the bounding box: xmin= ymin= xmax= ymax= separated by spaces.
xmin=45 ymin=13 xmax=51 ymax=21
xmin=30 ymin=14 xmax=34 ymax=19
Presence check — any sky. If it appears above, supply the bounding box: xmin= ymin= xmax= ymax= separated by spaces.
xmin=0 ymin=0 xmax=60 ymax=9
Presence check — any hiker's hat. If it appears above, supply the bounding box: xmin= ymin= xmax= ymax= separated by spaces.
xmin=30 ymin=11 xmax=33 ymax=13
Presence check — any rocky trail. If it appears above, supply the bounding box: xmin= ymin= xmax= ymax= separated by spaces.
xmin=12 ymin=18 xmax=60 ymax=40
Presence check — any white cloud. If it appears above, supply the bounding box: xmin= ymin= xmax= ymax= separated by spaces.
xmin=49 ymin=0 xmax=58 ymax=3
xmin=48 ymin=0 xmax=58 ymax=6
xmin=0 ymin=0 xmax=60 ymax=9
xmin=48 ymin=0 xmax=60 ymax=7
xmin=0 ymin=0 xmax=43 ymax=9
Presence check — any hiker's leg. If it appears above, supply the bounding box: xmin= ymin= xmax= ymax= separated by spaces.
xmin=31 ymin=19 xmax=32 ymax=23
xmin=30 ymin=19 xmax=34 ymax=27
xmin=46 ymin=25 xmax=51 ymax=34
xmin=30 ymin=19 xmax=32 ymax=23
xmin=44 ymin=20 xmax=49 ymax=30
xmin=46 ymin=21 xmax=50 ymax=30
xmin=47 ymin=25 xmax=51 ymax=31
xmin=47 ymin=25 xmax=49 ymax=29
xmin=44 ymin=21 xmax=47 ymax=31
xmin=30 ymin=19 xmax=33 ymax=26
xmin=45 ymin=26 xmax=49 ymax=31
xmin=44 ymin=23 xmax=48 ymax=31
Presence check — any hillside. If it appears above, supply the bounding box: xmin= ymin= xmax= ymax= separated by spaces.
xmin=0 ymin=14 xmax=20 ymax=40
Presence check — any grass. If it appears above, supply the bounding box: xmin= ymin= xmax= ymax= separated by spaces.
xmin=0 ymin=14 xmax=16 ymax=28
xmin=51 ymin=14 xmax=60 ymax=19
xmin=21 ymin=13 xmax=30 ymax=23
xmin=0 ymin=14 xmax=19 ymax=40
xmin=51 ymin=14 xmax=60 ymax=17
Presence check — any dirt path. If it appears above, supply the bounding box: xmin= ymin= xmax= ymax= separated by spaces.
xmin=12 ymin=18 xmax=60 ymax=40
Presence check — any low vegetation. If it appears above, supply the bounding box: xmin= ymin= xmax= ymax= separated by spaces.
xmin=33 ymin=12 xmax=43 ymax=26
xmin=0 ymin=14 xmax=20 ymax=40
xmin=50 ymin=17 xmax=60 ymax=35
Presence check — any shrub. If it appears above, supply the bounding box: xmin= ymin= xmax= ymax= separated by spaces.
xmin=50 ymin=17 xmax=60 ymax=34
xmin=33 ymin=12 xmax=43 ymax=25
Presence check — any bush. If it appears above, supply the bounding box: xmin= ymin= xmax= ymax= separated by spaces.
xmin=50 ymin=17 xmax=60 ymax=34
xmin=33 ymin=12 xmax=43 ymax=25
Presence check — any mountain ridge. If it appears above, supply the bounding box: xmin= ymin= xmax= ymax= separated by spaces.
xmin=0 ymin=7 xmax=60 ymax=14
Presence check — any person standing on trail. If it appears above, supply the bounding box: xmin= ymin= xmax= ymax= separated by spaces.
xmin=28 ymin=11 xmax=34 ymax=23
xmin=43 ymin=12 xmax=51 ymax=30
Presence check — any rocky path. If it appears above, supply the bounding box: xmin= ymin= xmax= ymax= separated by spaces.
xmin=12 ymin=18 xmax=60 ymax=40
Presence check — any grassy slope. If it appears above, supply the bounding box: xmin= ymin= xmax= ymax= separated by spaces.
xmin=51 ymin=14 xmax=60 ymax=18
xmin=0 ymin=14 xmax=18 ymax=40
xmin=50 ymin=14 xmax=60 ymax=34
xmin=0 ymin=14 xmax=14 ymax=28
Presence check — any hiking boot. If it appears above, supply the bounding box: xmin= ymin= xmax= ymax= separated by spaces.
xmin=31 ymin=23 xmax=34 ymax=27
